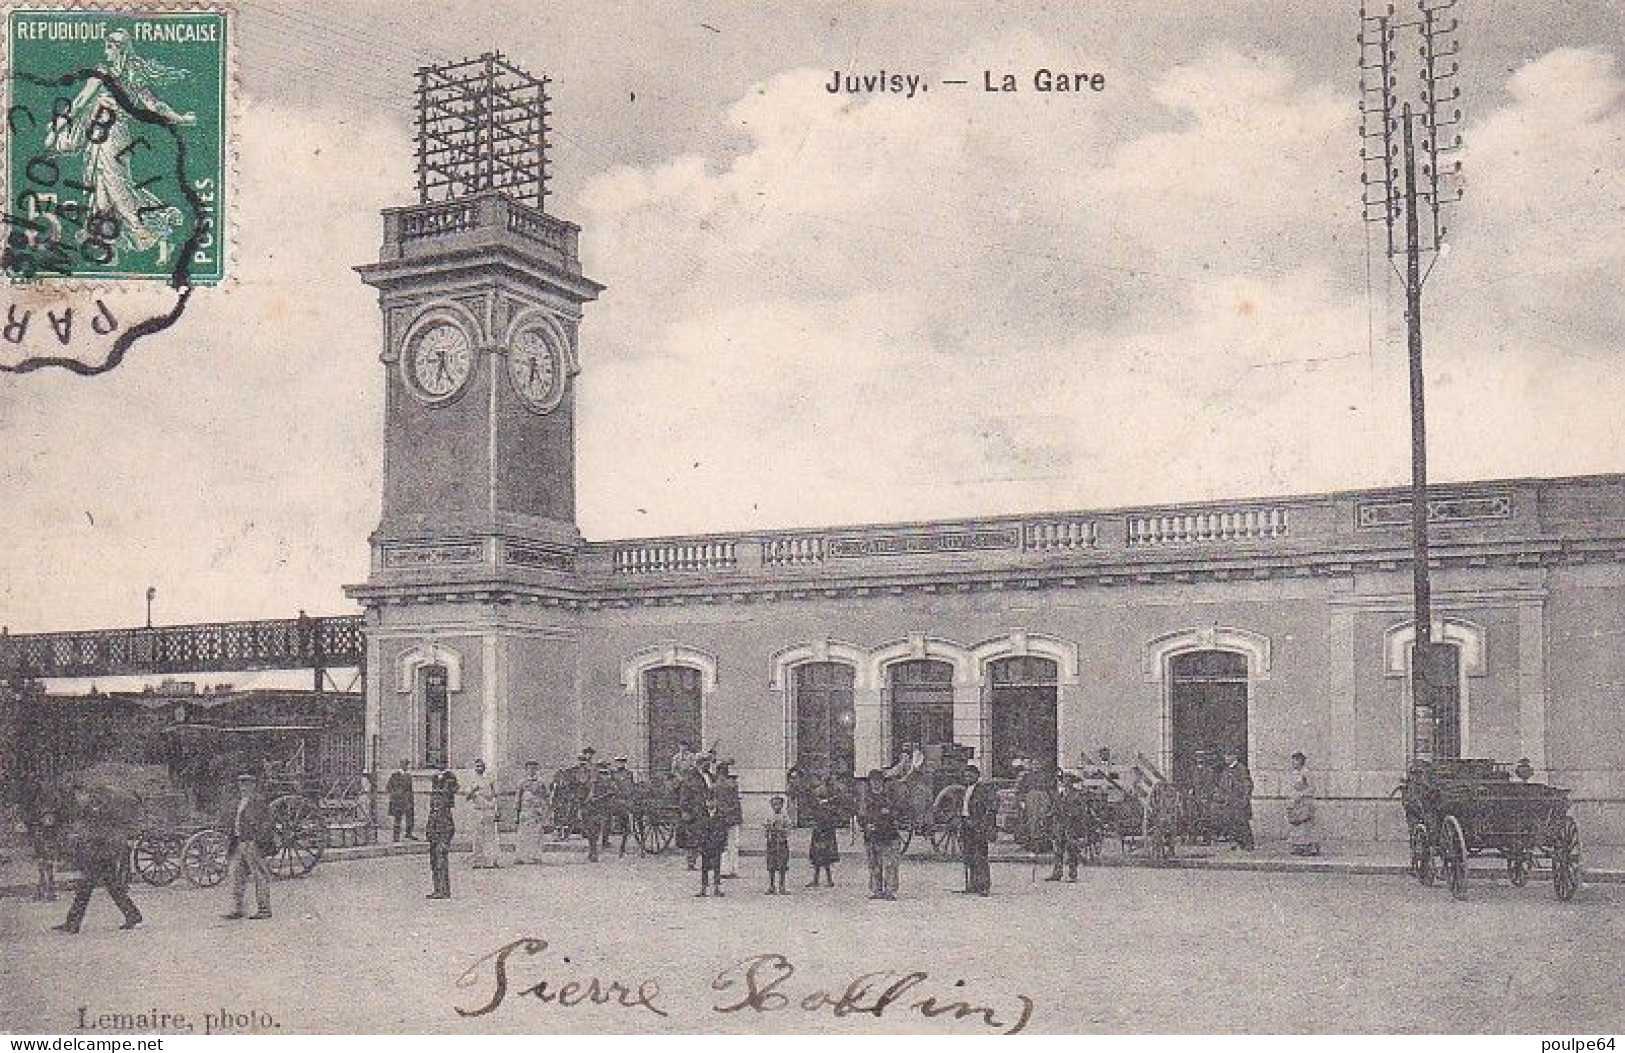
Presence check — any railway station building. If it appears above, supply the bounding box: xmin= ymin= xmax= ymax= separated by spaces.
xmin=342 ymin=190 xmax=1625 ymax=847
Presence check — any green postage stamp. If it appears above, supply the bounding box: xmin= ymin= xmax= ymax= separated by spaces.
xmin=4 ymin=6 xmax=228 ymax=284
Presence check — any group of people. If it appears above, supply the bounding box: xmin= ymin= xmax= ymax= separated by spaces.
xmin=395 ymin=747 xmax=648 ymax=901
xmin=20 ymin=770 xmax=282 ymax=934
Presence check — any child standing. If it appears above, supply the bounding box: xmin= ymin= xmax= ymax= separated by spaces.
xmin=763 ymin=795 xmax=791 ymax=894
xmin=807 ymin=779 xmax=840 ymax=887
xmin=696 ymin=798 xmax=728 ymax=897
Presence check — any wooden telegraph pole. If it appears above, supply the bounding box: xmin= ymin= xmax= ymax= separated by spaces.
xmin=1359 ymin=1 xmax=1465 ymax=760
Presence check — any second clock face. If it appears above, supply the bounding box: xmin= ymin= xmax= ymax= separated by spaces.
xmin=507 ymin=324 xmax=564 ymax=413
xmin=406 ymin=320 xmax=474 ymax=402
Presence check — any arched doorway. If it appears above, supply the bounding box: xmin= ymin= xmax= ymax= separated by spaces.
xmin=793 ymin=662 xmax=856 ymax=779
xmin=988 ymin=655 xmax=1058 ymax=779
xmin=888 ymin=659 xmax=954 ymax=763
xmin=645 ymin=665 xmax=703 ymax=774
xmin=1168 ymin=650 xmax=1248 ymax=786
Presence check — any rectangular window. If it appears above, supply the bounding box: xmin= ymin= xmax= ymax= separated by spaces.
xmin=423 ymin=665 xmax=449 ymax=768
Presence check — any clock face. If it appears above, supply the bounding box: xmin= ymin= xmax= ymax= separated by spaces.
xmin=507 ymin=324 xmax=564 ymax=413
xmin=405 ymin=320 xmax=474 ymax=402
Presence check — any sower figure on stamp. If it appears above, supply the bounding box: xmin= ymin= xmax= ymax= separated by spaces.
xmin=386 ymin=759 xmax=416 ymax=842
xmin=464 ymin=758 xmax=500 ymax=869
xmin=1047 ymin=772 xmax=1089 ymax=882
xmin=426 ymin=765 xmax=458 ymax=899
xmin=55 ymin=781 xmax=141 ymax=934
xmin=223 ymin=772 xmax=274 ymax=921
xmin=514 ymin=760 xmax=550 ymax=865
xmin=43 ymin=28 xmax=193 ymax=266
xmin=957 ymin=764 xmax=997 ymax=896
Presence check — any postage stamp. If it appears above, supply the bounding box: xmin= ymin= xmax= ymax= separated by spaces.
xmin=4 ymin=5 xmax=227 ymax=285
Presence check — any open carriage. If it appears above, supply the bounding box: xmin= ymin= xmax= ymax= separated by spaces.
xmin=127 ymin=723 xmax=338 ymax=886
xmin=885 ymin=743 xmax=981 ymax=857
xmin=629 ymin=775 xmax=683 ymax=855
xmin=1081 ymin=754 xmax=1179 ymax=862
xmin=1400 ymin=758 xmax=1581 ymax=902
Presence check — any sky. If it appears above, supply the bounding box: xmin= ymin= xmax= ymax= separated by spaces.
xmin=1 ymin=0 xmax=1622 ymax=631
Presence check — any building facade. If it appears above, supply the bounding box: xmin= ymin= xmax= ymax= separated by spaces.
xmin=345 ymin=192 xmax=1625 ymax=846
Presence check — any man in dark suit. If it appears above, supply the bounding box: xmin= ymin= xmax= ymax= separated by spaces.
xmin=224 ymin=772 xmax=275 ymax=920
xmin=55 ymin=782 xmax=142 ymax=934
xmin=425 ymin=765 xmax=459 ymax=899
xmin=957 ymin=763 xmax=997 ymax=895
xmin=386 ymin=759 xmax=416 ymax=841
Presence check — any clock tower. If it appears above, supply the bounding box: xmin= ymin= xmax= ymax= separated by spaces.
xmin=346 ymin=56 xmax=601 ymax=782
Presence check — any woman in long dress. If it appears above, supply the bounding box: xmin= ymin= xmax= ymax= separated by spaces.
xmin=1287 ymin=751 xmax=1320 ymax=856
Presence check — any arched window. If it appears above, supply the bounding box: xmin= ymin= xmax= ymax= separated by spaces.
xmin=888 ymin=659 xmax=954 ymax=763
xmin=987 ymin=655 xmax=1059 ymax=779
xmin=793 ymin=662 xmax=856 ymax=779
xmin=1168 ymin=650 xmax=1249 ymax=786
xmin=645 ymin=665 xmax=703 ymax=774
xmin=422 ymin=664 xmax=450 ymax=769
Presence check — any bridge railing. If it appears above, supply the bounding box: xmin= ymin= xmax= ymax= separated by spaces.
xmin=0 ymin=615 xmax=363 ymax=679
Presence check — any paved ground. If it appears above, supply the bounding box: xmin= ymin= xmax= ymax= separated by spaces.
xmin=4 ymin=846 xmax=1624 ymax=1035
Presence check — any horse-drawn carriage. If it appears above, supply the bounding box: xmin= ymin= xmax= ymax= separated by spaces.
xmin=882 ymin=743 xmax=983 ymax=856
xmin=1400 ymin=758 xmax=1581 ymax=902
xmin=123 ymin=723 xmax=341 ymax=887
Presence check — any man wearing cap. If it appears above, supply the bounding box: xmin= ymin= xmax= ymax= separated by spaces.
xmin=861 ymin=769 xmax=903 ymax=900
xmin=1046 ymin=772 xmax=1090 ymax=882
xmin=463 ymin=759 xmax=500 ymax=869
xmin=425 ymin=764 xmax=459 ymax=899
xmin=224 ymin=772 xmax=274 ymax=920
xmin=607 ymin=756 xmax=637 ymax=857
xmin=957 ymin=764 xmax=996 ymax=896
xmin=514 ymin=760 xmax=550 ymax=865
xmin=582 ymin=759 xmax=616 ymax=862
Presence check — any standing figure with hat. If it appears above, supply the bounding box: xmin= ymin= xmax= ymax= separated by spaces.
xmin=806 ymin=777 xmax=841 ymax=887
xmin=677 ymin=752 xmax=716 ymax=870
xmin=1046 ymin=771 xmax=1090 ymax=882
xmin=1214 ymin=750 xmax=1255 ymax=851
xmin=715 ymin=759 xmax=744 ymax=878
xmin=514 ymin=760 xmax=550 ymax=865
xmin=582 ymin=757 xmax=615 ymax=862
xmin=694 ymin=793 xmax=729 ymax=897
xmin=386 ymin=759 xmax=417 ymax=842
xmin=425 ymin=764 xmax=459 ymax=899
xmin=957 ymin=763 xmax=997 ymax=896
xmin=607 ymin=756 xmax=637 ymax=857
xmin=464 ymin=758 xmax=500 ymax=869
xmin=223 ymin=772 xmax=274 ymax=921
xmin=861 ymin=769 xmax=903 ymax=900
xmin=55 ymin=779 xmax=142 ymax=934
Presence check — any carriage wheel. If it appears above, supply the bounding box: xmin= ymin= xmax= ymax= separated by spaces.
xmin=646 ymin=815 xmax=676 ymax=855
xmin=130 ymin=833 xmax=182 ymax=887
xmin=928 ymin=822 xmax=961 ymax=860
xmin=181 ymin=829 xmax=230 ymax=888
xmin=1409 ymin=822 xmax=1434 ymax=885
xmin=1552 ymin=816 xmax=1581 ymax=902
xmin=267 ymin=795 xmax=328 ymax=879
xmin=1441 ymin=815 xmax=1468 ymax=901
xmin=1506 ymin=853 xmax=1531 ymax=889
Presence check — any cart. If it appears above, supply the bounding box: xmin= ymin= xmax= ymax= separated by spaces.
xmin=1400 ymin=758 xmax=1581 ymax=902
xmin=159 ymin=723 xmax=334 ymax=880
xmin=630 ymin=775 xmax=682 ymax=855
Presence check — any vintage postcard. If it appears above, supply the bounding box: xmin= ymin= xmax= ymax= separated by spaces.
xmin=2 ymin=0 xmax=1624 ymax=1041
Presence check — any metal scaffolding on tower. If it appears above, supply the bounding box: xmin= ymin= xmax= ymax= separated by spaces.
xmin=414 ymin=52 xmax=552 ymax=210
